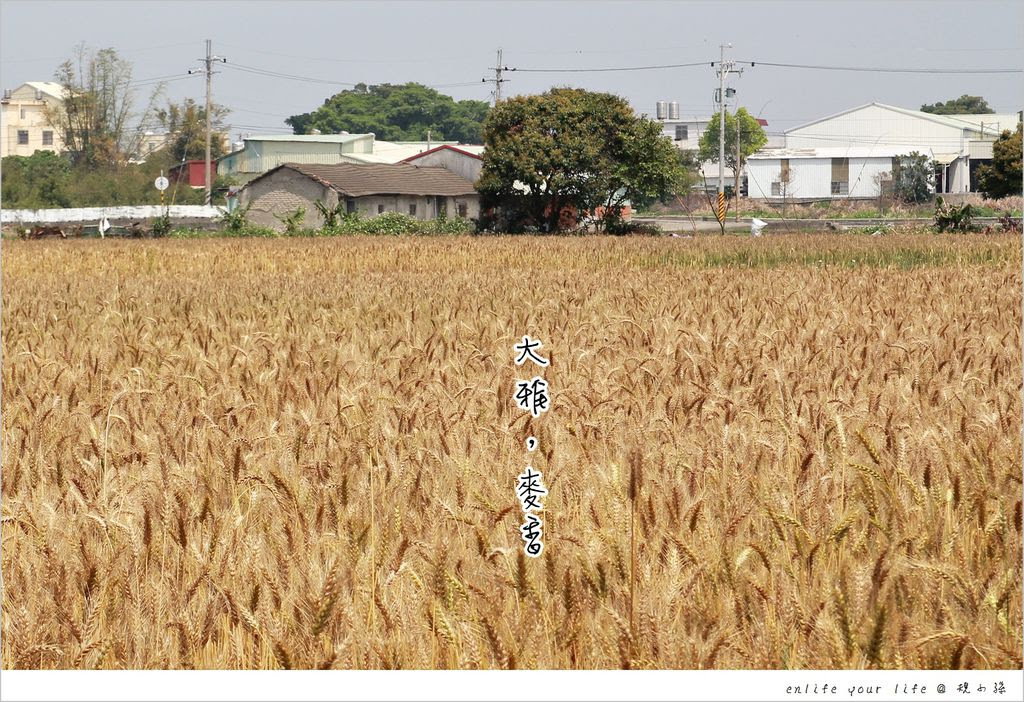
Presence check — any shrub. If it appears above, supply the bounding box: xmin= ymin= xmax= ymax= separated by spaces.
xmin=150 ymin=213 xmax=172 ymax=237
xmin=218 ymin=204 xmax=252 ymax=233
xmin=275 ymin=207 xmax=307 ymax=236
xmin=933 ymin=197 xmax=977 ymax=233
xmin=319 ymin=211 xmax=473 ymax=236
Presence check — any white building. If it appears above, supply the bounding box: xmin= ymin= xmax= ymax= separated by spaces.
xmin=1 ymin=82 xmax=68 ymax=158
xmin=748 ymin=102 xmax=1021 ymax=200
xmin=747 ymin=147 xmax=905 ymax=201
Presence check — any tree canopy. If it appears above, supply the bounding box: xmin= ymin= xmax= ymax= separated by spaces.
xmin=892 ymin=151 xmax=934 ymax=204
xmin=696 ymin=109 xmax=768 ymax=174
xmin=155 ymin=98 xmax=231 ymax=163
xmin=976 ymin=123 xmax=1022 ymax=199
xmin=476 ymin=88 xmax=685 ymax=232
xmin=286 ymin=83 xmax=489 ymax=143
xmin=920 ymin=95 xmax=994 ymax=115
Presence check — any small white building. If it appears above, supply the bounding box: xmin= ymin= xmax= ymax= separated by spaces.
xmin=747 ymin=147 xmax=908 ymax=201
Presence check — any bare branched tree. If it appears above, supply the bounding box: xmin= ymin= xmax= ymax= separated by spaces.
xmin=45 ymin=43 xmax=158 ymax=167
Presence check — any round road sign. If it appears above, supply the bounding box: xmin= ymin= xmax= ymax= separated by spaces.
xmin=154 ymin=176 xmax=169 ymax=191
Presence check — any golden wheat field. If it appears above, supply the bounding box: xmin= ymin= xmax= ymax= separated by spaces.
xmin=1 ymin=233 xmax=1021 ymax=671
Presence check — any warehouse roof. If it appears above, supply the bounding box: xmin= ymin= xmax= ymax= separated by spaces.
xmin=240 ymin=133 xmax=374 ymax=144
xmin=245 ymin=162 xmax=478 ymax=197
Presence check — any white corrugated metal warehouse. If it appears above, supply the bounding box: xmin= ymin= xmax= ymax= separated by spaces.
xmin=748 ymin=102 xmax=1020 ymax=200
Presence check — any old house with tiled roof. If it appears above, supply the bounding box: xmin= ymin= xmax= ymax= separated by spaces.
xmin=238 ymin=162 xmax=479 ymax=230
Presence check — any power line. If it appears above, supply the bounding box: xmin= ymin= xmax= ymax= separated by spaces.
xmin=222 ymin=62 xmax=356 ymax=87
xmin=511 ymin=60 xmax=709 ymax=73
xmin=734 ymin=60 xmax=1022 ymax=74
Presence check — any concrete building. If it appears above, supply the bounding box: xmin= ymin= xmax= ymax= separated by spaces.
xmin=238 ymin=162 xmax=479 ymax=230
xmin=400 ymin=144 xmax=485 ymax=183
xmin=747 ymin=147 xmax=906 ymax=201
xmin=767 ymin=102 xmax=1022 ymax=197
xmin=129 ymin=131 xmax=171 ymax=164
xmin=1 ymin=82 xmax=67 ymax=158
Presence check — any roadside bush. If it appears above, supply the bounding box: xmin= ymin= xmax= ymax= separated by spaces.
xmin=150 ymin=213 xmax=172 ymax=237
xmin=933 ymin=197 xmax=977 ymax=233
xmin=320 ymin=211 xmax=473 ymax=236
xmin=218 ymin=204 xmax=251 ymax=232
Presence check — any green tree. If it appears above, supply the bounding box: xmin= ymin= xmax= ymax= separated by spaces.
xmin=696 ymin=108 xmax=768 ymax=180
xmin=892 ymin=151 xmax=934 ymax=204
xmin=46 ymin=43 xmax=160 ymax=166
xmin=975 ymin=123 xmax=1022 ymax=199
xmin=286 ymin=83 xmax=489 ymax=143
xmin=920 ymin=95 xmax=994 ymax=115
xmin=602 ymin=117 xmax=688 ymax=220
xmin=154 ymin=98 xmax=231 ymax=163
xmin=477 ymin=88 xmax=684 ymax=232
xmin=1 ymin=151 xmax=72 ymax=208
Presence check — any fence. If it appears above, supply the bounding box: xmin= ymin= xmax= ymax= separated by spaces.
xmin=0 ymin=205 xmax=223 ymax=225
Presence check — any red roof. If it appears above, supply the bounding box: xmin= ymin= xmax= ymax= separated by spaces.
xmin=757 ymin=118 xmax=768 ymax=126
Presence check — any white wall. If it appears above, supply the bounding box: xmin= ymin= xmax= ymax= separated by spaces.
xmin=746 ymin=156 xmax=896 ymax=200
xmin=1 ymin=205 xmax=222 ymax=224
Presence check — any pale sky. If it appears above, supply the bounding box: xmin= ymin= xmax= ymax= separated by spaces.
xmin=2 ymin=0 xmax=1021 ymax=142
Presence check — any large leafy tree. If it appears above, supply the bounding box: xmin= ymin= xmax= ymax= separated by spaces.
xmin=286 ymin=83 xmax=489 ymax=143
xmin=892 ymin=151 xmax=935 ymax=203
xmin=155 ymin=98 xmax=231 ymax=163
xmin=477 ymin=88 xmax=684 ymax=232
xmin=697 ymin=108 xmax=768 ymax=176
xmin=920 ymin=95 xmax=994 ymax=115
xmin=46 ymin=43 xmax=159 ymax=166
xmin=976 ymin=123 xmax=1022 ymax=199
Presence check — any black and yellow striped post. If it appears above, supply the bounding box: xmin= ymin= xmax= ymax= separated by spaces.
xmin=716 ymin=191 xmax=726 ymax=224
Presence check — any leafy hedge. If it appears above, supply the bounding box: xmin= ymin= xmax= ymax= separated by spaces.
xmin=174 ymin=207 xmax=476 ymax=238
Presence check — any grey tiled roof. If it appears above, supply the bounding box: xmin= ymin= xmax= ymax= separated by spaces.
xmin=270 ymin=162 xmax=477 ymax=197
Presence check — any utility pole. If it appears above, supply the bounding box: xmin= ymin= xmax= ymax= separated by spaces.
xmin=189 ymin=40 xmax=226 ymax=205
xmin=714 ymin=44 xmax=742 ymax=228
xmin=735 ymin=118 xmax=741 ymax=221
xmin=484 ymin=48 xmax=509 ymax=104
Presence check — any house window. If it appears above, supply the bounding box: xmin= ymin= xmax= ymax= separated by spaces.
xmin=346 ymin=199 xmax=356 ymax=213
xmin=437 ymin=199 xmax=447 ymax=215
xmin=831 ymin=157 xmax=849 ymax=196
xmin=19 ymin=107 xmax=26 ymax=119
xmin=17 ymin=130 xmax=28 ymax=145
xmin=457 ymin=202 xmax=468 ymax=218
xmin=408 ymin=203 xmax=417 ymax=216
xmin=377 ymin=204 xmax=385 ymax=214
xmin=675 ymin=125 xmax=688 ymax=141
xmin=771 ymin=182 xmax=781 ymax=197
xmin=42 ymin=130 xmax=53 ymax=146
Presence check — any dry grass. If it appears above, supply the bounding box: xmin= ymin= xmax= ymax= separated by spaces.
xmin=1 ymin=233 xmax=1020 ymax=670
